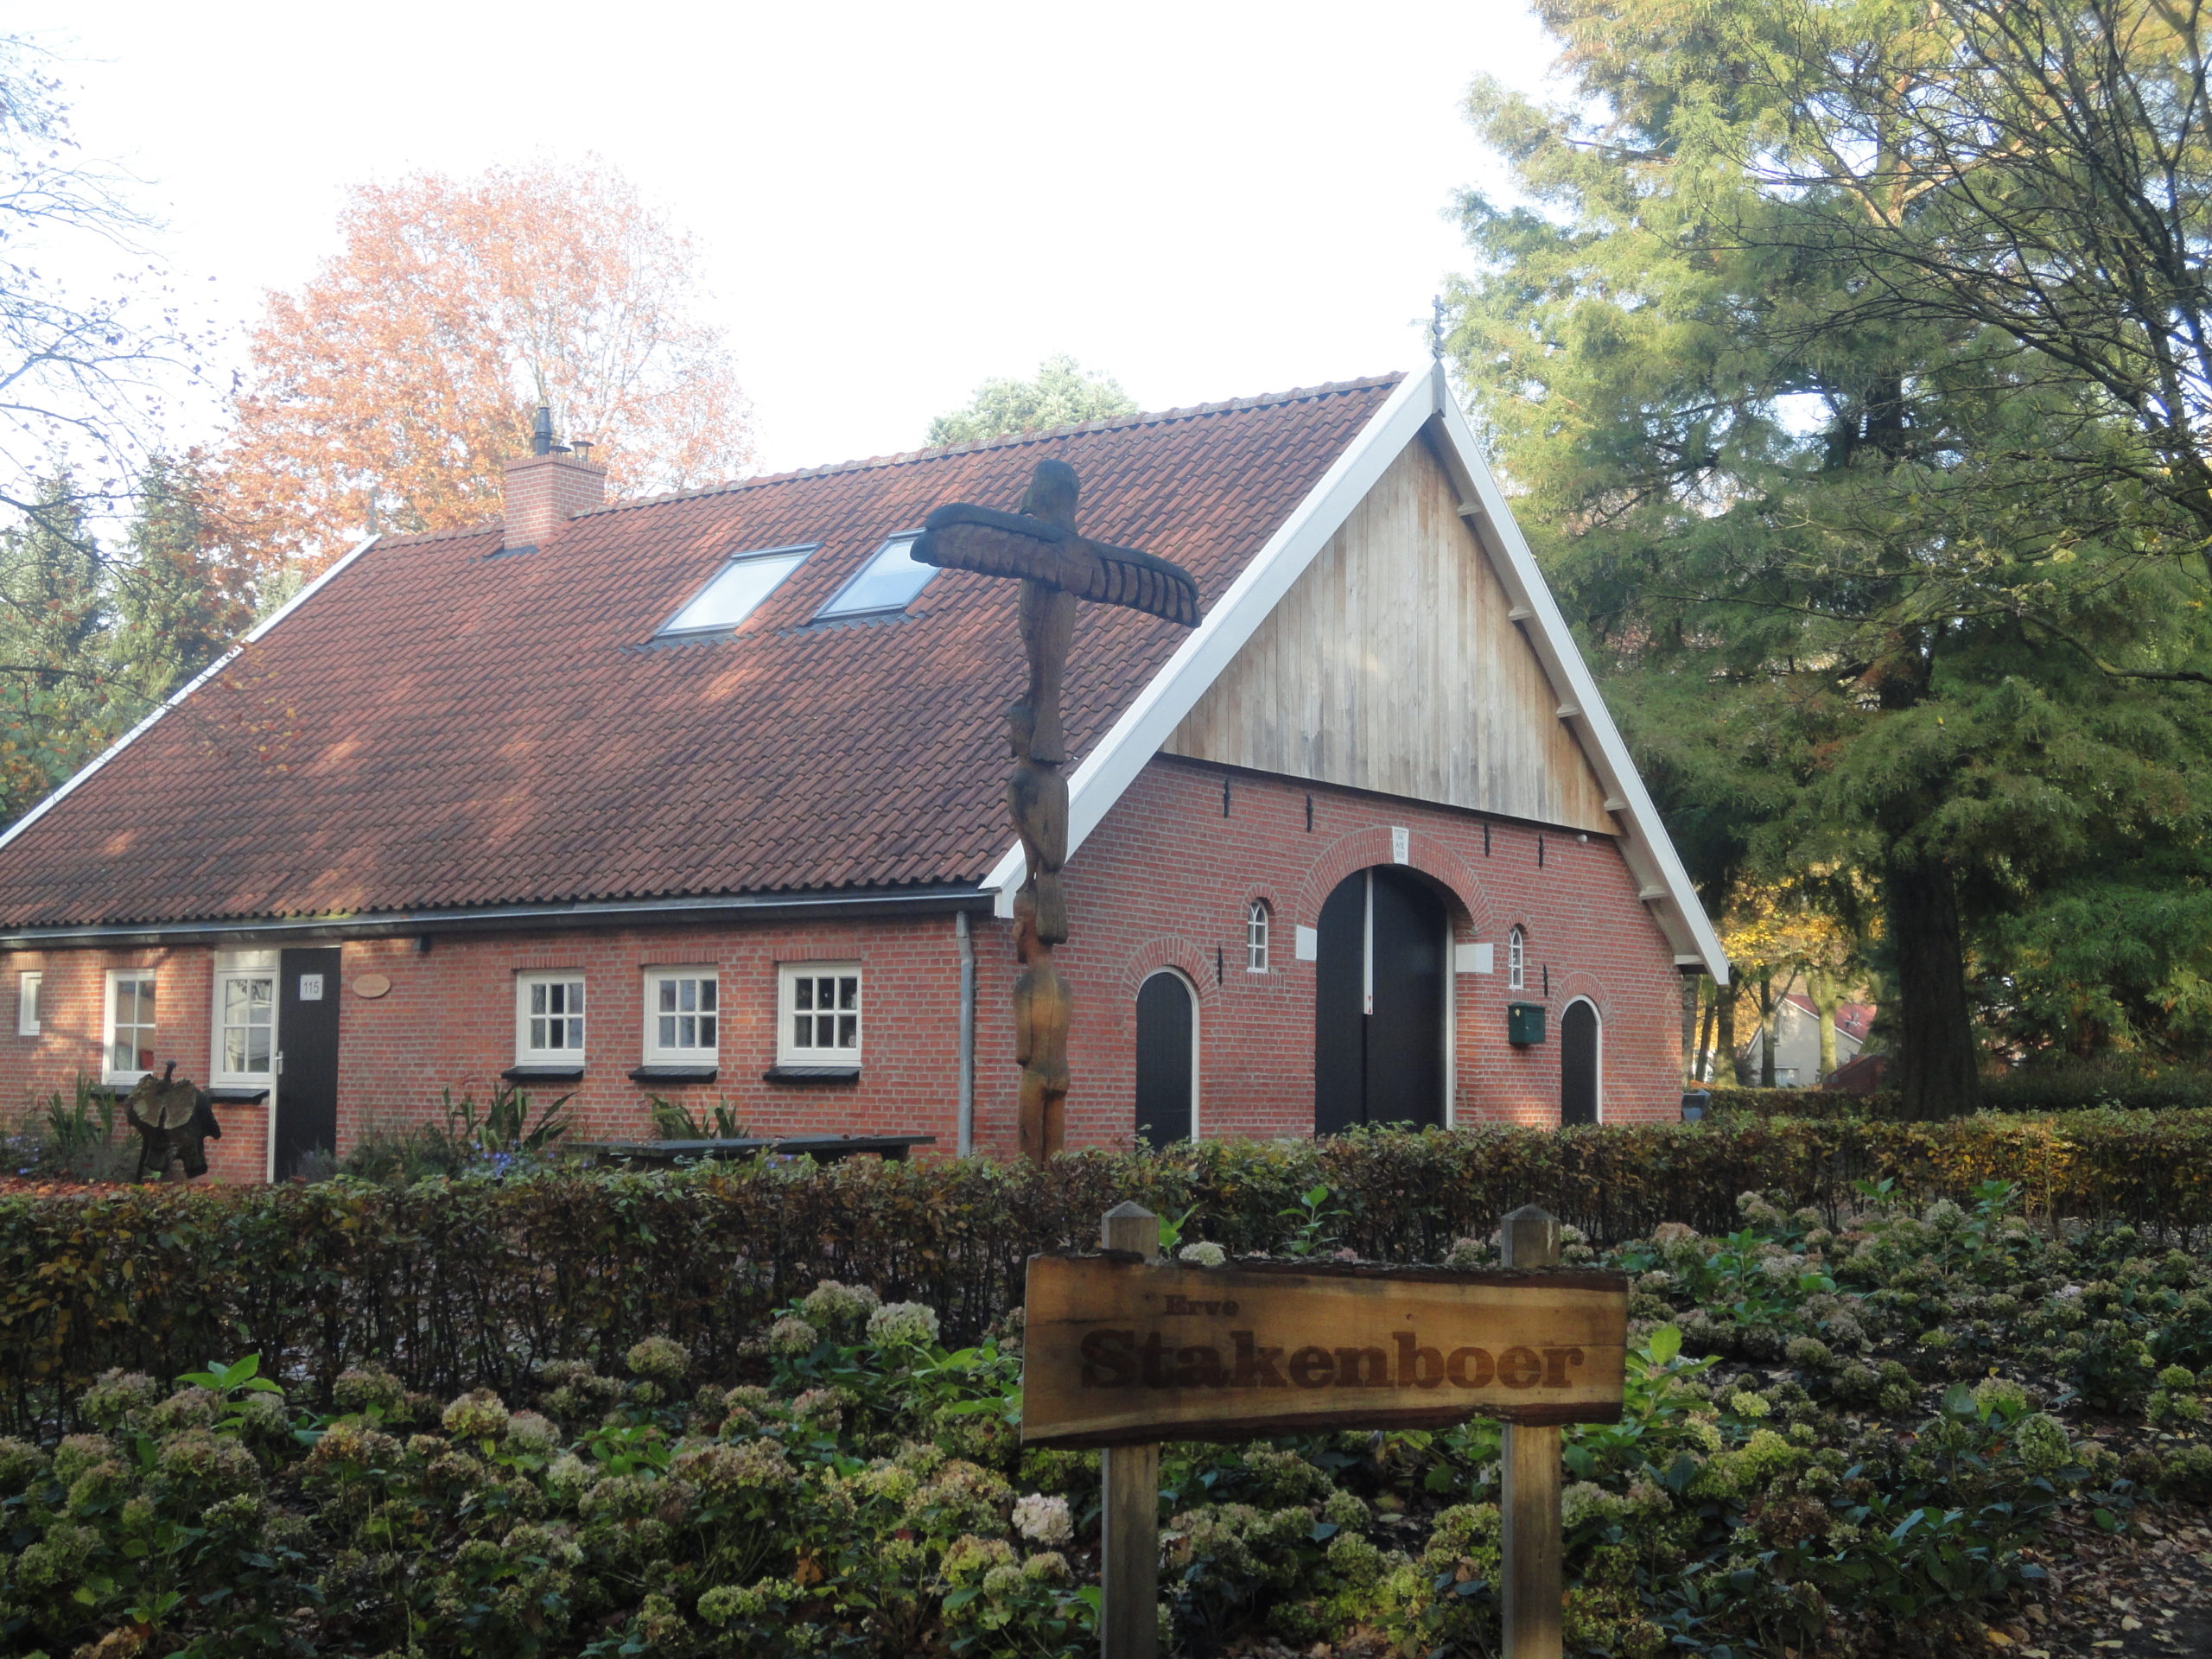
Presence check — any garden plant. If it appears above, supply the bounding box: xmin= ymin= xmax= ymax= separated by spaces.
xmin=4 ymin=1135 xmax=2211 ymax=1656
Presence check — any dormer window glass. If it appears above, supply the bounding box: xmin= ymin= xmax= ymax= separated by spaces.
xmin=815 ymin=534 xmax=934 ymax=620
xmin=656 ymin=545 xmax=814 ymax=638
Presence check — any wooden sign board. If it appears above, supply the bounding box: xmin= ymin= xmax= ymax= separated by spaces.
xmin=1021 ymin=1252 xmax=1630 ymax=1449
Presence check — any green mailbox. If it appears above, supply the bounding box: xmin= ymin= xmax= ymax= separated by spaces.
xmin=1508 ymin=1001 xmax=1547 ymax=1046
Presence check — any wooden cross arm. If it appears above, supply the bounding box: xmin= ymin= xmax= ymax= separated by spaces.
xmin=915 ymin=504 xmax=1202 ymax=627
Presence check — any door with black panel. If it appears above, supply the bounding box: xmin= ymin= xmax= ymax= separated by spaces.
xmin=1365 ymin=868 xmax=1446 ymax=1126
xmin=274 ymin=948 xmax=341 ymax=1178
xmin=1135 ymin=970 xmax=1195 ymax=1147
xmin=1313 ymin=868 xmax=1448 ymax=1134
xmin=1561 ymin=999 xmax=1600 ymax=1126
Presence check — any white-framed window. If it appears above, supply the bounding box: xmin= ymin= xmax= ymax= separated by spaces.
xmin=1507 ymin=926 xmax=1527 ymax=992
xmin=656 ymin=545 xmax=814 ymax=638
xmin=16 ymin=970 xmax=41 ymax=1037
xmin=1246 ymin=899 xmax=1270 ymax=972
xmin=814 ymin=534 xmax=935 ymax=620
xmin=645 ymin=969 xmax=718 ymax=1061
xmin=105 ymin=969 xmax=157 ymax=1084
xmin=213 ymin=960 xmax=277 ymax=1084
xmin=778 ymin=963 xmax=861 ymax=1065
xmin=516 ymin=971 xmax=587 ymax=1063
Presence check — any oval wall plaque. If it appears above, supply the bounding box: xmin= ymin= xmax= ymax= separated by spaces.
xmin=353 ymin=973 xmax=392 ymax=1000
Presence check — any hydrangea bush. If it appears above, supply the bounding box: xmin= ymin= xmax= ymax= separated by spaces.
xmin=3 ymin=1186 xmax=2209 ymax=1656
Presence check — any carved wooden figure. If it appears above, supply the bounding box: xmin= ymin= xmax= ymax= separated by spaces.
xmin=123 ymin=1059 xmax=223 ymax=1181
xmin=917 ymin=459 xmax=1200 ymax=1160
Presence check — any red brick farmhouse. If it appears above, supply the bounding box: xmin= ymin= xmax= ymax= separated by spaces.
xmin=0 ymin=370 xmax=1726 ymax=1179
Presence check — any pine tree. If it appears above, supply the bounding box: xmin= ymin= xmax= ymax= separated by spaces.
xmin=1449 ymin=0 xmax=2212 ymax=1107
xmin=0 ymin=475 xmax=121 ymax=823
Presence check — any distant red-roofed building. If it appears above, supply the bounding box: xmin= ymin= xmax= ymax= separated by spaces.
xmin=0 ymin=370 xmax=1726 ymax=1179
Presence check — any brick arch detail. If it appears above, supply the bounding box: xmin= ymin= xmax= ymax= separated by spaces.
xmin=1554 ymin=969 xmax=1612 ymax=1023
xmin=1118 ymin=938 xmax=1217 ymax=1005
xmin=1287 ymin=825 xmax=1493 ymax=940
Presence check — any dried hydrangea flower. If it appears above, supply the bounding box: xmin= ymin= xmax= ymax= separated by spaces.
xmin=1177 ymin=1242 xmax=1226 ymax=1268
xmin=767 ymin=1315 xmax=820 ymax=1356
xmin=1013 ymin=1491 xmax=1073 ymax=1545
xmin=866 ymin=1301 xmax=941 ymax=1348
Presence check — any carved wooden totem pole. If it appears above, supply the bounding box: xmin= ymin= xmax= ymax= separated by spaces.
xmin=916 ymin=459 xmax=1200 ymax=1160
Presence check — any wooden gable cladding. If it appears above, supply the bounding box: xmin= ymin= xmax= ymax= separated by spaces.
xmin=1162 ymin=432 xmax=1615 ymax=835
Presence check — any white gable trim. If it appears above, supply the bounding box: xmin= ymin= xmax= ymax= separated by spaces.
xmin=1424 ymin=374 xmax=1728 ymax=982
xmin=0 ymin=536 xmax=384 ymax=858
xmin=982 ymin=369 xmax=1729 ymax=983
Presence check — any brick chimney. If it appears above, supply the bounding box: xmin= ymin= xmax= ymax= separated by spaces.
xmin=500 ymin=404 xmax=607 ymax=550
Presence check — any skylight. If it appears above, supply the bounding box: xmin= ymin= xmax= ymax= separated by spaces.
xmin=657 ymin=545 xmax=814 ymax=637
xmin=815 ymin=534 xmax=936 ymax=620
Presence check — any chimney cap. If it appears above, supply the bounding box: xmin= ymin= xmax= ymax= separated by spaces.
xmin=531 ymin=403 xmax=572 ymax=458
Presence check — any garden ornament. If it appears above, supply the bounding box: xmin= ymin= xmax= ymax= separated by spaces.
xmin=124 ymin=1059 xmax=222 ymax=1181
xmin=916 ymin=459 xmax=1201 ymax=1160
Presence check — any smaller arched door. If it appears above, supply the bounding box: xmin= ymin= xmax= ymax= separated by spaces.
xmin=1135 ymin=970 xmax=1197 ymax=1147
xmin=1561 ymin=999 xmax=1600 ymax=1126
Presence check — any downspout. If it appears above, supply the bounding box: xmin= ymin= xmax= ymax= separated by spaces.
xmin=956 ymin=910 xmax=976 ymax=1156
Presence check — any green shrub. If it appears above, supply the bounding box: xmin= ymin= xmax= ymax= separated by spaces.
xmin=3 ymin=1075 xmax=137 ymax=1183
xmin=9 ymin=1113 xmax=2212 ymax=1438
xmin=1983 ymin=1061 xmax=2212 ymax=1115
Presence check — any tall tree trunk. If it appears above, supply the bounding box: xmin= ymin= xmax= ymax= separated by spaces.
xmin=1885 ymin=855 xmax=1981 ymax=1119
xmin=1758 ymin=972 xmax=1779 ymax=1088
xmin=1681 ymin=976 xmax=1699 ymax=1084
xmin=1808 ymin=968 xmax=1842 ymax=1083
xmin=1718 ymin=985 xmax=1743 ymax=1084
xmin=1696 ymin=983 xmax=1719 ymax=1084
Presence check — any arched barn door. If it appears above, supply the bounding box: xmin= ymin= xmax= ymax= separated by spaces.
xmin=1314 ymin=868 xmax=1446 ymax=1134
xmin=1135 ymin=970 xmax=1197 ymax=1147
xmin=1561 ymin=998 xmax=1601 ymax=1126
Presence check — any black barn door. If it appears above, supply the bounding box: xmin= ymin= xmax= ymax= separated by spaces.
xmin=1561 ymin=1000 xmax=1600 ymax=1126
xmin=1314 ymin=868 xmax=1447 ymax=1134
xmin=1135 ymin=971 xmax=1194 ymax=1147
xmin=274 ymin=948 xmax=341 ymax=1178
xmin=1368 ymin=870 xmax=1446 ymax=1126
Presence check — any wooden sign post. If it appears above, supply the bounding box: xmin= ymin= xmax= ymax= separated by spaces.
xmin=1023 ymin=1203 xmax=1624 ymax=1659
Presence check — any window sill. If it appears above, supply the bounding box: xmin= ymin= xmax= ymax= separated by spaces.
xmin=629 ymin=1065 xmax=719 ymax=1084
xmin=762 ymin=1065 xmax=861 ymax=1085
xmin=206 ymin=1086 xmax=270 ymax=1104
xmin=503 ymin=1065 xmax=584 ymax=1083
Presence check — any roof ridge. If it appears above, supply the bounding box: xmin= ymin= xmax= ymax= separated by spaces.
xmin=578 ymin=372 xmax=1409 ymax=518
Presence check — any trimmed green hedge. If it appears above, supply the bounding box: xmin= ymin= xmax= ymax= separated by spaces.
xmin=1702 ymin=1067 xmax=2212 ymax=1118
xmin=6 ymin=1111 xmax=2212 ymax=1437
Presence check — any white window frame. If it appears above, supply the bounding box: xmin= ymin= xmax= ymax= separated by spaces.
xmin=16 ymin=969 xmax=41 ymax=1037
xmin=515 ymin=970 xmax=588 ymax=1065
xmin=1246 ymin=899 xmax=1270 ymax=973
xmin=211 ymin=951 xmax=279 ymax=1087
xmin=104 ymin=968 xmax=158 ymax=1086
xmin=1507 ymin=926 xmax=1527 ymax=992
xmin=643 ymin=967 xmax=719 ymax=1064
xmin=813 ymin=532 xmax=934 ymax=620
xmin=777 ymin=962 xmax=862 ymax=1067
xmin=655 ymin=544 xmax=815 ymax=638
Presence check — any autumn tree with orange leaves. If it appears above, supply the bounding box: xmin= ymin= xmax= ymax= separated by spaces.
xmin=206 ymin=161 xmax=753 ymax=570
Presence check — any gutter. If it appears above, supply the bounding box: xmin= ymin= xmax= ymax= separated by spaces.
xmin=955 ymin=909 xmax=976 ymax=1156
xmin=0 ymin=883 xmax=996 ymax=950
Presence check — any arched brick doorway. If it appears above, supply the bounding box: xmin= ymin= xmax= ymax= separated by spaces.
xmin=1314 ymin=867 xmax=1446 ymax=1134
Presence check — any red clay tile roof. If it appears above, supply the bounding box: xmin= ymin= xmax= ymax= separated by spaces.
xmin=0 ymin=377 xmax=1402 ymax=928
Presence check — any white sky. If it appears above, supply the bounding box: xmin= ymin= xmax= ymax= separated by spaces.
xmin=26 ymin=0 xmax=1561 ymax=474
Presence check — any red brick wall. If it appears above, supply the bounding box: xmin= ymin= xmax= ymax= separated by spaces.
xmin=0 ymin=757 xmax=1688 ymax=1180
xmin=997 ymin=757 xmax=1686 ymax=1155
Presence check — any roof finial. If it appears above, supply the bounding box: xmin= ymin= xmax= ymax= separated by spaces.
xmin=1430 ymin=295 xmax=1446 ymax=364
